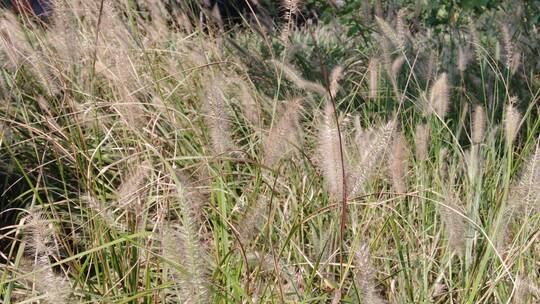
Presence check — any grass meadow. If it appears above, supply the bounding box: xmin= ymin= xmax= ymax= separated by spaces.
xmin=0 ymin=0 xmax=539 ymax=303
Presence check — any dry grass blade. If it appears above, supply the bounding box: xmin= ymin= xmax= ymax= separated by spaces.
xmin=271 ymin=60 xmax=327 ymax=95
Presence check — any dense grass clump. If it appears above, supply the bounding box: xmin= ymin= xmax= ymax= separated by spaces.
xmin=1 ymin=0 xmax=539 ymax=303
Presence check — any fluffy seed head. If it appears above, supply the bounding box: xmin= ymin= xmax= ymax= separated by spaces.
xmin=505 ymin=97 xmax=521 ymax=147
xmin=425 ymin=51 xmax=437 ymax=82
xmin=472 ymin=105 xmax=485 ymax=144
xmin=117 ymin=160 xmax=151 ymax=208
xmin=162 ymin=224 xmax=209 ymax=303
xmin=23 ymin=211 xmax=55 ymax=257
xmin=510 ymin=137 xmax=540 ymax=212
xmin=0 ymin=12 xmax=34 ymax=69
xmin=375 ymin=16 xmax=400 ymax=52
xmin=317 ymin=103 xmax=344 ymax=200
xmin=513 ymin=275 xmax=540 ymax=304
xmin=414 ymin=124 xmax=430 ymax=161
xmin=33 ymin=256 xmax=71 ymax=304
xmin=238 ymin=196 xmax=270 ymax=242
xmin=282 ymin=0 xmax=302 ymax=14
xmin=391 ymin=55 xmax=406 ymax=79
xmin=329 ymin=65 xmax=344 ymax=99
xmin=354 ymin=243 xmax=386 ymax=304
xmin=272 ymin=60 xmax=326 ymax=95
xmin=389 ymin=132 xmax=408 ymax=193
xmin=280 ymin=0 xmax=301 ymax=40
xmin=160 ymin=174 xmax=209 ymax=303
xmin=263 ymin=99 xmax=303 ymax=167
xmin=203 ymin=77 xmax=234 ymax=155
xmin=85 ymin=194 xmax=127 ymax=232
xmin=210 ymin=4 xmax=223 ymax=30
xmin=501 ymin=24 xmax=519 ymax=73
xmin=176 ymin=12 xmax=193 ymax=33
xmin=468 ymin=19 xmax=482 ymax=61
xmin=349 ymin=120 xmax=394 ymax=197
xmin=457 ymin=44 xmax=471 ymax=72
xmin=354 ymin=123 xmax=377 ymax=163
xmin=430 ymin=73 xmax=450 ymax=119
xmin=395 ymin=9 xmax=408 ymax=51
xmin=467 ymin=105 xmax=486 ymax=180
xmin=509 ymin=52 xmax=521 ymax=75
xmin=441 ymin=190 xmax=467 ymax=256
xmin=495 ymin=40 xmax=501 ymax=62
xmin=368 ymin=58 xmax=379 ymax=100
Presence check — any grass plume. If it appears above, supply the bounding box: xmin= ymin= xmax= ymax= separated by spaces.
xmin=203 ymin=77 xmax=235 ymax=155
xmin=389 ymin=131 xmax=408 ymax=193
xmin=263 ymin=99 xmax=304 ymax=167
xmin=317 ymin=103 xmax=344 ymax=200
xmin=354 ymin=243 xmax=386 ymax=304
xmin=505 ymin=97 xmax=521 ymax=147
xmin=349 ymin=121 xmax=394 ymax=197
xmin=430 ymin=73 xmax=450 ymax=119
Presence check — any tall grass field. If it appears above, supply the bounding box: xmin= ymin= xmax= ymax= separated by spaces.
xmin=0 ymin=0 xmax=539 ymax=303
